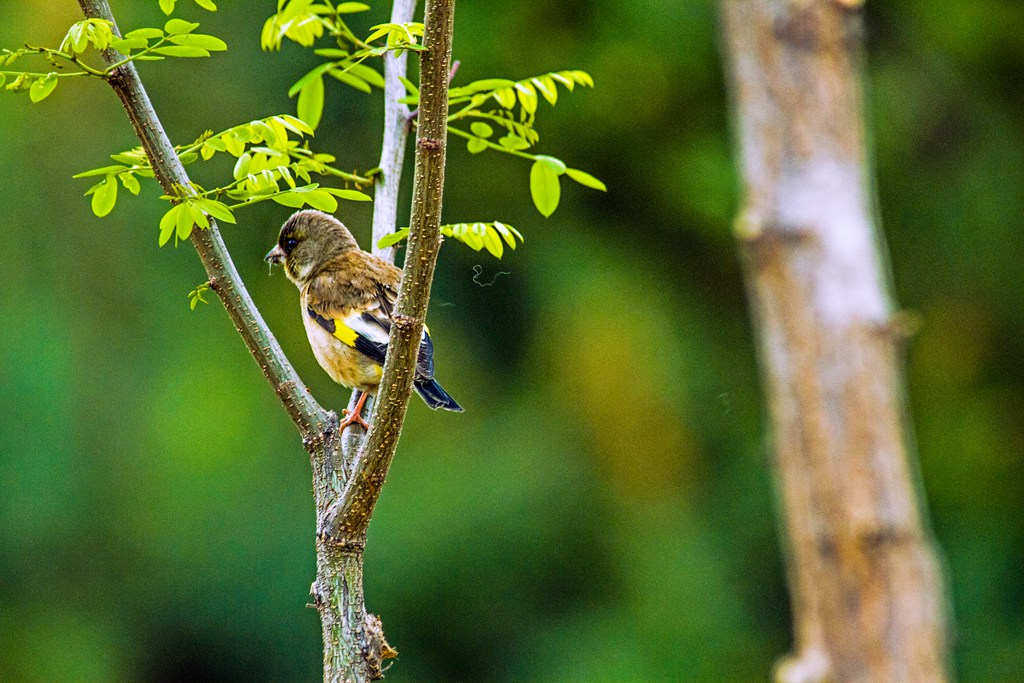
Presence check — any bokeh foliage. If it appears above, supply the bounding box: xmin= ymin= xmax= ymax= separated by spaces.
xmin=1 ymin=1 xmax=1022 ymax=681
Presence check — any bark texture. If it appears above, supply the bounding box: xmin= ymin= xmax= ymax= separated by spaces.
xmin=719 ymin=2 xmax=950 ymax=682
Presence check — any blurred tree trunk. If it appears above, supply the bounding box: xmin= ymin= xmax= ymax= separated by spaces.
xmin=719 ymin=2 xmax=950 ymax=682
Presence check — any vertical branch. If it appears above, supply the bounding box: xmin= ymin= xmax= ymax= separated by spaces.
xmin=342 ymin=0 xmax=419 ymax=467
xmin=326 ymin=0 xmax=455 ymax=542
xmin=371 ymin=0 xmax=417 ymax=262
xmin=719 ymin=2 xmax=950 ymax=682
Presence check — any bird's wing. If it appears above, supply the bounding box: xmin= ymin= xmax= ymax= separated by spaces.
xmin=305 ymin=252 xmax=436 ymax=378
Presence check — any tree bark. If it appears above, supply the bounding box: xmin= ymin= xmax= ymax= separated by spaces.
xmin=719 ymin=2 xmax=950 ymax=682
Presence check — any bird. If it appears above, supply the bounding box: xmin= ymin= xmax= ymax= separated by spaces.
xmin=264 ymin=209 xmax=463 ymax=431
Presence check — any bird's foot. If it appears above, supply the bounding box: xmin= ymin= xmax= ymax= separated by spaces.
xmin=340 ymin=391 xmax=370 ymax=431
xmin=339 ymin=409 xmax=370 ymax=432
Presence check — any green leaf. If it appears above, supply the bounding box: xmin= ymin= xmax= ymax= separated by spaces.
xmin=232 ymin=152 xmax=252 ymax=180
xmin=532 ymin=76 xmax=557 ymax=105
xmin=571 ymin=70 xmax=595 ymax=87
xmin=169 ymin=33 xmax=227 ymax=51
xmin=195 ymin=198 xmax=236 ymax=223
xmin=274 ymin=114 xmax=315 ymax=136
xmin=270 ymin=192 xmax=307 ymax=208
xmin=73 ymin=165 xmax=128 ymax=179
xmin=159 ymin=0 xmax=176 ymax=15
xmin=164 ymin=19 xmax=200 ymax=35
xmin=91 ymin=175 xmax=118 ymax=217
xmin=328 ymin=68 xmax=371 ymax=93
xmin=193 ymin=0 xmax=217 ymax=10
xmin=565 ymin=168 xmax=607 ymax=192
xmin=551 ymin=72 xmax=574 ymax=90
xmin=322 ymin=188 xmax=372 ymax=202
xmin=190 ymin=204 xmax=210 ymax=230
xmin=29 ymin=73 xmax=58 ymax=103
xmin=118 ymin=172 xmax=141 ymax=195
xmin=492 ymin=220 xmax=522 ymax=248
xmin=336 ymin=2 xmax=371 ymax=12
xmin=535 ymin=154 xmax=567 ymax=174
xmin=493 ymin=87 xmax=516 ymax=109
xmin=153 ymin=46 xmax=210 ymax=58
xmin=125 ymin=28 xmax=165 ymax=40
xmin=71 ymin=24 xmax=89 ymax=53
xmin=515 ymin=82 xmax=538 ymax=115
xmin=481 ymin=225 xmax=504 ymax=258
xmin=304 ymin=190 xmax=338 ymax=212
xmin=457 ymin=78 xmax=516 ymax=95
xmin=470 ymin=122 xmax=493 ymax=138
xmin=176 ymin=202 xmax=195 ymax=241
xmin=498 ymin=134 xmax=531 ymax=151
xmin=460 ymin=224 xmax=484 ymax=251
xmin=346 ymin=63 xmax=384 ymax=89
xmin=377 ymin=228 xmax=410 ymax=249
xmin=530 ymin=160 xmax=560 ymax=217
xmin=297 ymin=75 xmax=325 ymax=130
xmin=314 ymin=48 xmax=349 ymax=58
xmin=110 ymin=37 xmax=149 ymax=52
xmin=159 ymin=204 xmax=183 ymax=246
xmin=467 ymin=137 xmax=487 ymax=154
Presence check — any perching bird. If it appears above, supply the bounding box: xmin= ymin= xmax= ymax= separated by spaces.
xmin=264 ymin=209 xmax=463 ymax=430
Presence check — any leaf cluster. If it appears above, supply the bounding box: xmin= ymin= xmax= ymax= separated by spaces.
xmin=428 ymin=70 xmax=606 ymax=216
xmin=379 ymin=221 xmax=524 ymax=259
xmin=1 ymin=17 xmax=226 ymax=105
xmin=76 ymin=114 xmax=372 ymax=244
xmin=264 ymin=1 xmax=425 ymax=130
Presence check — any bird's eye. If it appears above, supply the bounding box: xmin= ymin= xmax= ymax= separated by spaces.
xmin=284 ymin=237 xmax=299 ymax=252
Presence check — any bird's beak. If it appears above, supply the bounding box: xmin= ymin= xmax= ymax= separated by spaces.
xmin=264 ymin=244 xmax=285 ymax=265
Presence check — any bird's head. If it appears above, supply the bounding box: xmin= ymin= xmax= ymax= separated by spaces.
xmin=265 ymin=209 xmax=360 ymax=286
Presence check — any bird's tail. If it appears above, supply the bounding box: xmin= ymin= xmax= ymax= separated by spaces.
xmin=414 ymin=379 xmax=463 ymax=412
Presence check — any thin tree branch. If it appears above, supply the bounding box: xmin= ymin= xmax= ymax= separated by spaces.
xmin=76 ymin=0 xmax=331 ymax=442
xmin=325 ymin=0 xmax=455 ymax=543
xmin=370 ymin=0 xmax=417 ymax=262
xmin=342 ymin=0 xmax=419 ymax=465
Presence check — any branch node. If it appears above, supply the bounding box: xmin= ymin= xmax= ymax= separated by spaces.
xmin=392 ymin=313 xmax=418 ymax=329
xmin=363 ymin=613 xmax=398 ymax=681
xmin=105 ymin=64 xmax=130 ymax=85
xmin=309 ymin=580 xmax=327 ymax=610
xmin=302 ymin=415 xmax=338 ymax=453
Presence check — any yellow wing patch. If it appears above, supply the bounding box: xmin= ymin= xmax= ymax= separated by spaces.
xmin=332 ymin=320 xmax=358 ymax=347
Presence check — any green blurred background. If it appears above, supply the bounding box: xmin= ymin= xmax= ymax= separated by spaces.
xmin=1 ymin=1 xmax=1022 ymax=681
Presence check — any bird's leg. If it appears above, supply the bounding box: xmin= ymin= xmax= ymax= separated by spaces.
xmin=340 ymin=390 xmax=371 ymax=431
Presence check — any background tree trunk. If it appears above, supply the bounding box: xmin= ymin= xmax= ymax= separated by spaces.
xmin=719 ymin=2 xmax=951 ymax=681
